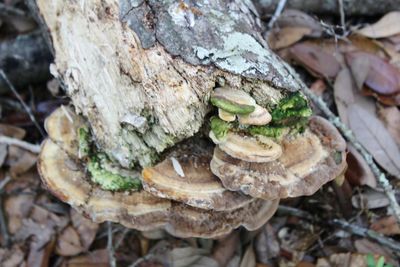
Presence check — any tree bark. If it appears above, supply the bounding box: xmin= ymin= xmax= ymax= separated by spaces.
xmin=33 ymin=0 xmax=306 ymax=168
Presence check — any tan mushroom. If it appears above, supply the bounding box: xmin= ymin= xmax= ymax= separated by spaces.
xmin=238 ymin=104 xmax=272 ymax=125
xmin=210 ymin=116 xmax=347 ymax=199
xmin=210 ymin=87 xmax=256 ymax=115
xmin=218 ymin=109 xmax=236 ymax=122
xmin=142 ymin=139 xmax=253 ymax=211
xmin=209 ymin=131 xmax=283 ymax=163
xmin=38 ymin=107 xmax=279 ymax=238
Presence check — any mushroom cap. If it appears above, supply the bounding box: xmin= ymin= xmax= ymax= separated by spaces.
xmin=210 ymin=87 xmax=256 ymax=115
xmin=210 ymin=116 xmax=347 ymax=199
xmin=38 ymin=139 xmax=278 ymax=238
xmin=210 ymin=131 xmax=283 ymax=163
xmin=142 ymin=139 xmax=253 ymax=211
xmin=238 ymin=104 xmax=272 ymax=126
xmin=218 ymin=109 xmax=236 ymax=122
xmin=38 ymin=107 xmax=279 ymax=238
xmin=44 ymin=106 xmax=86 ymax=156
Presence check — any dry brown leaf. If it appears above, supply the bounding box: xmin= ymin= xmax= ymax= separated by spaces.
xmin=56 ymin=226 xmax=83 ymax=256
xmin=316 ymin=253 xmax=374 ymax=267
xmin=310 ymin=79 xmax=326 ymax=96
xmin=351 ymin=189 xmax=389 ymax=209
xmin=240 ymin=244 xmax=256 ymax=267
xmin=290 ymin=43 xmax=341 ymax=78
xmin=354 ymin=239 xmax=398 ymax=267
xmin=27 ymin=238 xmax=55 ymax=267
xmin=276 ymin=9 xmax=323 ymax=37
xmin=370 ymin=216 xmax=400 ymax=235
xmin=0 ymin=245 xmax=25 ymax=267
xmin=348 ymin=104 xmax=400 ymax=177
xmin=6 ymin=146 xmax=37 ymax=176
xmin=357 ymin=11 xmax=400 ymax=38
xmin=346 ymin=51 xmax=400 ymax=95
xmin=61 ymin=249 xmax=109 ymax=267
xmin=255 ymin=224 xmax=280 ymax=264
xmin=268 ymin=27 xmax=312 ymax=50
xmin=0 ymin=124 xmax=26 ymax=139
xmin=70 ymin=209 xmax=99 ymax=251
xmin=345 ymin=145 xmax=376 ymax=188
xmin=334 ymin=68 xmax=355 ymax=125
xmin=377 ymin=106 xmax=400 ymax=146
xmin=5 ymin=194 xmax=35 ymax=234
xmin=212 ymin=232 xmax=239 ymax=267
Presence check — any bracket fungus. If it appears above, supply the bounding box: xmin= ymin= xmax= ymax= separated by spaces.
xmin=38 ymin=107 xmax=279 ymax=238
xmin=208 ymin=88 xmax=347 ymax=199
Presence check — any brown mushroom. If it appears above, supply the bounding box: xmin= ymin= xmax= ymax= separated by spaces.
xmin=209 ymin=131 xmax=283 ymax=163
xmin=38 ymin=107 xmax=279 ymax=238
xmin=142 ymin=139 xmax=253 ymax=211
xmin=210 ymin=116 xmax=347 ymax=199
xmin=238 ymin=104 xmax=272 ymax=125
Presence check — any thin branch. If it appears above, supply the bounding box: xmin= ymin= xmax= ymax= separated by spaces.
xmin=332 ymin=219 xmax=400 ymax=252
xmin=107 ymin=222 xmax=117 ymax=267
xmin=0 ymin=2 xmax=27 ymax=17
xmin=0 ymin=136 xmax=41 ymax=154
xmin=337 ymin=0 xmax=346 ymax=34
xmin=265 ymin=0 xmax=287 ymax=37
xmin=0 ymin=70 xmax=45 ymax=137
xmin=300 ymin=85 xmax=400 ymax=225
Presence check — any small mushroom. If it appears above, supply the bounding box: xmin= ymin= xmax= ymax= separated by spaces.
xmin=238 ymin=104 xmax=272 ymax=125
xmin=218 ymin=109 xmax=236 ymax=122
xmin=210 ymin=87 xmax=256 ymax=114
xmin=38 ymin=107 xmax=280 ymax=238
xmin=209 ymin=131 xmax=283 ymax=163
xmin=210 ymin=116 xmax=347 ymax=199
xmin=142 ymin=139 xmax=253 ymax=211
xmin=44 ymin=106 xmax=86 ymax=156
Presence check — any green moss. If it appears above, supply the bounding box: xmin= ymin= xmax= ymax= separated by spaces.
xmin=248 ymin=125 xmax=285 ymax=138
xmin=78 ymin=127 xmax=91 ymax=158
xmin=210 ymin=97 xmax=255 ymax=115
xmin=271 ymin=92 xmax=312 ymax=126
xmin=87 ymin=154 xmax=142 ymax=191
xmin=210 ymin=116 xmax=232 ymax=140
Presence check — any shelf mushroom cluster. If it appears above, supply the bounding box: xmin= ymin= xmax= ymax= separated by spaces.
xmin=38 ymin=87 xmax=347 ymax=238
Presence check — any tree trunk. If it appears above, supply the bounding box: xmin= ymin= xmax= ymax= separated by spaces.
xmin=33 ymin=0 xmax=306 ymax=168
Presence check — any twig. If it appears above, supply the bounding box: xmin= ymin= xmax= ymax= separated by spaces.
xmin=337 ymin=0 xmax=346 ymax=34
xmin=265 ymin=0 xmax=287 ymax=37
xmin=0 ymin=136 xmax=41 ymax=154
xmin=0 ymin=176 xmax=11 ymax=248
xmin=0 ymin=2 xmax=27 ymax=17
xmin=0 ymin=70 xmax=45 ymax=137
xmin=332 ymin=219 xmax=400 ymax=252
xmin=300 ymin=85 xmax=400 ymax=225
xmin=107 ymin=222 xmax=117 ymax=267
xmin=115 ymin=228 xmax=131 ymax=250
xmin=277 ymin=205 xmax=314 ymax=221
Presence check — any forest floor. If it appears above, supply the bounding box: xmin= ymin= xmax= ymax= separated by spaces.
xmin=0 ymin=1 xmax=400 ymax=267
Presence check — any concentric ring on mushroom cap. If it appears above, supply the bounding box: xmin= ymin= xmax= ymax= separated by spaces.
xmin=38 ymin=139 xmax=279 ymax=238
xmin=39 ymin=107 xmax=280 ymax=238
xmin=210 ymin=116 xmax=347 ymax=199
xmin=142 ymin=139 xmax=254 ymax=211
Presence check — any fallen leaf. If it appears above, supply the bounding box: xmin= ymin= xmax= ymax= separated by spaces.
xmin=348 ymin=104 xmax=400 ymax=177
xmin=333 ymin=68 xmax=356 ymax=126
xmin=351 ymin=189 xmax=389 ymax=209
xmin=268 ymin=27 xmax=312 ymax=50
xmin=240 ymin=244 xmax=256 ymax=267
xmin=316 ymin=252 xmax=385 ymax=267
xmin=255 ymin=224 xmax=280 ymax=264
xmin=56 ymin=226 xmax=83 ymax=256
xmin=212 ymin=232 xmax=239 ymax=267
xmin=276 ymin=9 xmax=323 ymax=37
xmin=357 ymin=11 xmax=400 ymax=38
xmin=310 ymin=79 xmax=326 ymax=96
xmin=377 ymin=106 xmax=400 ymax=146
xmin=61 ymin=249 xmax=109 ymax=267
xmin=345 ymin=145 xmax=376 ymax=188
xmin=362 ymin=87 xmax=400 ymax=106
xmin=290 ymin=43 xmax=341 ymax=78
xmin=0 ymin=245 xmax=25 ymax=267
xmin=0 ymin=124 xmax=26 ymax=139
xmin=5 ymin=194 xmax=35 ymax=234
xmin=6 ymin=146 xmax=37 ymax=176
xmin=70 ymin=209 xmax=99 ymax=252
xmin=370 ymin=216 xmax=400 ymax=235
xmin=27 ymin=238 xmax=55 ymax=267
xmin=346 ymin=51 xmax=400 ymax=95
xmin=354 ymin=239 xmax=398 ymax=266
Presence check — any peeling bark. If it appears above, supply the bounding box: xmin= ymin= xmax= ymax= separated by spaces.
xmin=34 ymin=0 xmax=305 ymax=168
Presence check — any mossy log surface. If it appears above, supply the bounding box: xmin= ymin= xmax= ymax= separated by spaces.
xmin=35 ymin=0 xmax=306 ymax=168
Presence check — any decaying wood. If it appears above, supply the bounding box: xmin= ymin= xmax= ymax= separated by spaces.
xmin=254 ymin=0 xmax=400 ymax=17
xmin=34 ymin=0 xmax=304 ymax=168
